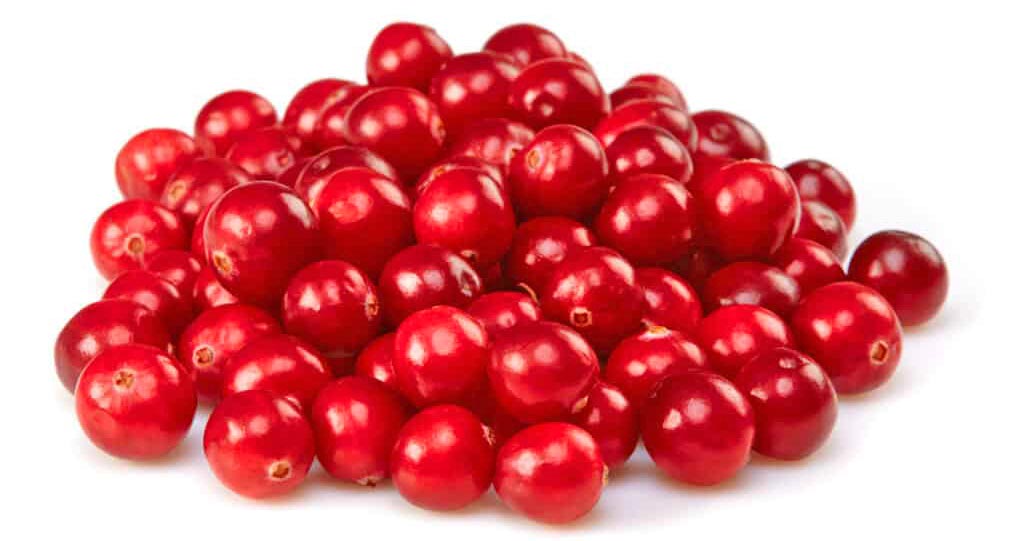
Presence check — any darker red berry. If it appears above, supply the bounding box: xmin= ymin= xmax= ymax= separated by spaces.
xmin=314 ymin=85 xmax=376 ymax=150
xmin=194 ymin=90 xmax=277 ymax=156
xmin=610 ymin=84 xmax=679 ymax=110
xmin=366 ymin=23 xmax=452 ymax=91
xmin=221 ymin=335 xmax=332 ymax=414
xmin=143 ymin=249 xmax=203 ymax=298
xmin=466 ymin=291 xmax=541 ymax=337
xmin=503 ymin=217 xmax=597 ymax=294
xmin=785 ymin=159 xmax=856 ymax=228
xmin=191 ymin=266 xmax=238 ymax=312
xmin=377 ymin=244 xmax=482 ymax=327
xmin=635 ymin=267 xmax=703 ymax=334
xmin=509 ymin=58 xmax=609 ymax=130
xmin=594 ymin=99 xmax=697 ymax=152
xmin=102 ymin=270 xmax=193 ymax=336
xmin=769 ymin=238 xmax=846 ymax=296
xmin=795 ymin=201 xmax=849 ymax=260
xmin=604 ymin=326 xmax=707 ymax=409
xmin=623 ymin=74 xmax=687 ymax=110
xmin=691 ymin=110 xmax=769 ymax=162
xmin=604 ymin=125 xmax=694 ymax=185
xmin=696 ymin=305 xmax=794 ymax=378
xmin=429 ymin=52 xmax=520 ymax=135
xmin=353 ymin=333 xmax=398 ymax=390
xmin=570 ymin=381 xmax=639 ymax=468
xmin=160 ymin=157 xmax=251 ymax=228
xmin=702 ymin=261 xmax=801 ymax=317
xmin=483 ymin=23 xmax=567 ymax=67
xmin=295 ymin=146 xmax=400 ymax=209
xmin=225 ymin=127 xmax=300 ymax=181
xmin=90 ymin=200 xmax=187 ymax=280
xmin=445 ymin=118 xmax=535 ymax=177
xmin=413 ymin=156 xmax=506 ymax=199
xmin=115 ymin=128 xmax=198 ymax=200
xmin=282 ymin=78 xmax=355 ymax=153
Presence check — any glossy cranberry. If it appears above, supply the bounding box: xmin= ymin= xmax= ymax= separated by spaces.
xmin=488 ymin=321 xmax=599 ymax=423
xmin=567 ymin=51 xmax=595 ymax=72
xmin=734 ymin=347 xmax=838 ymax=460
xmin=413 ymin=156 xmax=505 ymax=199
xmin=90 ymin=200 xmax=187 ymax=280
xmin=610 ymin=84 xmax=678 ymax=110
xmin=624 ymin=74 xmax=688 ymax=109
xmin=194 ymin=90 xmax=277 ymax=156
xmin=604 ymin=326 xmax=707 ymax=408
xmin=503 ymin=217 xmax=597 ymax=294
xmin=176 ymin=304 xmax=280 ymax=400
xmin=469 ymin=387 xmax=526 ymax=448
xmin=604 ymin=125 xmax=694 ymax=185
xmin=203 ymin=182 xmax=321 ymax=307
xmin=282 ymin=78 xmax=355 ymax=153
xmin=192 ymin=266 xmax=238 ymax=312
xmin=296 ymin=145 xmax=401 ymax=210
xmin=509 ymin=58 xmax=609 ymax=130
xmin=848 ymin=231 xmax=948 ymax=326
xmin=277 ymin=157 xmax=312 ymax=189
xmin=446 ymin=118 xmax=535 ymax=177
xmin=785 ymin=159 xmax=856 ymax=228
xmin=642 ymin=372 xmax=754 ymax=485
xmin=313 ymin=85 xmax=376 ymax=149
xmin=483 ymin=23 xmax=567 ymax=67
xmin=635 ymin=268 xmax=702 ymax=333
xmin=696 ymin=160 xmax=799 ymax=261
xmin=594 ymin=99 xmax=697 ymax=152
xmin=688 ymin=153 xmax=735 ymax=196
xmin=795 ymin=201 xmax=848 ymax=260
xmin=353 ymin=333 xmax=398 ymax=390
xmin=75 ymin=344 xmax=196 ymax=460
xmin=225 ymin=127 xmax=300 ymax=181
xmin=221 ymin=335 xmax=331 ymax=414
xmin=494 ymin=422 xmax=605 ymax=524
xmin=697 ymin=305 xmax=795 ymax=378
xmin=769 ymin=238 xmax=846 ymax=296
xmin=160 ymin=157 xmax=250 ymax=228
xmin=203 ymin=390 xmax=314 ymax=499
xmin=570 ymin=381 xmax=639 ymax=468
xmin=702 ymin=262 xmax=801 ymax=317
xmin=391 ymin=405 xmax=495 ymax=511
xmin=671 ymin=245 xmax=726 ymax=290
xmin=540 ymin=247 xmax=644 ymax=354
xmin=143 ymin=249 xmax=203 ymax=297
xmin=102 ymin=270 xmax=192 ymax=335
xmin=366 ymin=23 xmax=452 ymax=91
xmin=467 ymin=292 xmax=541 ymax=337
xmin=595 ymin=173 xmax=698 ymax=266
xmin=190 ymin=205 xmax=211 ymax=258
xmin=429 ymin=52 xmax=520 ymax=135
xmin=692 ymin=110 xmax=769 ymax=162
xmin=341 ymin=87 xmax=445 ymax=180
xmin=115 ymin=128 xmax=198 ymax=200
xmin=377 ymin=244 xmax=482 ymax=326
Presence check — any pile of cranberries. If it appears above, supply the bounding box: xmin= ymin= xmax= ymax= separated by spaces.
xmin=57 ymin=22 xmax=949 ymax=524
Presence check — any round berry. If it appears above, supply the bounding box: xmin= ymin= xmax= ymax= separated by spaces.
xmin=191 ymin=266 xmax=238 ymax=312
xmin=353 ymin=333 xmax=398 ymax=390
xmin=466 ymin=291 xmax=541 ymax=337
xmin=702 ymin=261 xmax=801 ymax=317
xmin=635 ymin=267 xmax=702 ymax=333
xmin=90 ymin=200 xmax=186 ymax=280
xmin=366 ymin=23 xmax=452 ymax=91
xmin=785 ymin=159 xmax=856 ymax=228
xmin=570 ymin=381 xmax=639 ymax=468
xmin=604 ymin=125 xmax=693 ymax=185
xmin=692 ymin=110 xmax=769 ymax=162
xmin=102 ymin=270 xmax=192 ymax=336
xmin=429 ymin=52 xmax=520 ymax=135
xmin=594 ymin=99 xmax=697 ymax=152
xmin=509 ymin=58 xmax=609 ymax=130
xmin=225 ymin=127 xmax=300 ymax=181
xmin=483 ymin=23 xmax=567 ymax=67
xmin=604 ymin=326 xmax=707 ymax=408
xmin=795 ymin=201 xmax=849 ymax=260
xmin=282 ymin=78 xmax=355 ymax=153
xmin=160 ymin=157 xmax=251 ymax=228
xmin=194 ymin=90 xmax=277 ymax=156
xmin=696 ymin=305 xmax=795 ymax=378
xmin=503 ymin=217 xmax=597 ymax=294
xmin=115 ymin=128 xmax=198 ymax=200
xmin=446 ymin=118 xmax=535 ymax=176
xmin=377 ymin=245 xmax=482 ymax=327
xmin=143 ymin=249 xmax=203 ymax=297
xmin=221 ymin=334 xmax=332 ymax=414
xmin=769 ymin=238 xmax=846 ymax=296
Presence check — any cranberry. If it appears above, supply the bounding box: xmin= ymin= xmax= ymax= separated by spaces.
xmin=413 ymin=156 xmax=505 ymax=198
xmin=225 ymin=127 xmax=300 ymax=181
xmin=467 ymin=291 xmax=541 ymax=337
xmin=311 ymin=376 xmax=410 ymax=485
xmin=102 ymin=270 xmax=192 ymax=335
xmin=75 ymin=344 xmax=196 ymax=460
xmin=377 ymin=244 xmax=482 ymax=326
xmin=610 ymin=84 xmax=678 ymax=110
xmin=313 ymin=85 xmax=376 ymax=149
xmin=791 ymin=282 xmax=903 ymax=394
xmin=203 ymin=390 xmax=315 ymax=499
xmin=296 ymin=145 xmax=401 ymax=209
xmin=176 ymin=304 xmax=280 ymax=400
xmin=509 ymin=58 xmax=609 ymax=130
xmin=488 ymin=321 xmax=599 ymax=423
xmin=494 ymin=422 xmax=605 ymax=524
xmin=429 ymin=52 xmax=520 ymax=135
xmin=702 ymin=261 xmax=801 ymax=317
xmin=366 ymin=23 xmax=452 ymax=91
xmin=696 ymin=305 xmax=795 ymax=378
xmin=503 ymin=217 xmax=597 ymax=295
xmin=847 ymin=230 xmax=948 ymax=326
xmin=696 ymin=160 xmax=799 ymax=260
xmin=785 ymin=159 xmax=856 ymax=228
xmin=635 ymin=267 xmax=702 ymax=333
xmin=192 ymin=266 xmax=239 ymax=312
xmin=570 ymin=381 xmax=639 ymax=468
xmin=90 ymin=200 xmax=186 ymax=280
xmin=221 ymin=335 xmax=331 ymax=414
xmin=594 ymin=173 xmax=698 ymax=266
xmin=795 ymin=201 xmax=849 ymax=260
xmin=769 ymin=238 xmax=846 ymax=296
xmin=688 ymin=153 xmax=735 ymax=196
xmin=143 ymin=249 xmax=203 ymax=297
xmin=604 ymin=326 xmax=707 ymax=408
xmin=190 ymin=205 xmax=211 ymax=258
xmin=194 ymin=90 xmax=277 ymax=156
xmin=483 ymin=23 xmax=567 ymax=67
xmin=55 ymin=300 xmax=170 ymax=393
xmin=391 ymin=405 xmax=495 ymax=511
xmin=508 ymin=124 xmax=610 ymax=220
xmin=671 ymin=245 xmax=726 ymax=290
xmin=160 ymin=157 xmax=250 ymax=228
xmin=624 ymin=74 xmax=688 ymax=110
xmin=691 ymin=110 xmax=769 ymax=162
xmin=604 ymin=125 xmax=694 ymax=185
xmin=353 ymin=333 xmax=398 ymax=390
xmin=445 ymin=118 xmax=535 ymax=176
xmin=734 ymin=347 xmax=838 ymax=460
xmin=594 ymin=99 xmax=697 ymax=152
xmin=203 ymin=182 xmax=321 ymax=307
xmin=642 ymin=372 xmax=754 ymax=485
xmin=282 ymin=78 xmax=354 ymax=153
xmin=115 ymin=128 xmax=198 ymax=200
xmin=540 ymin=247 xmax=644 ymax=354
xmin=277 ymin=157 xmax=312 ymax=189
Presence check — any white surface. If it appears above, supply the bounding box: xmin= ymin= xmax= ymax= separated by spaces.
xmin=1 ymin=1 xmax=1021 ymax=539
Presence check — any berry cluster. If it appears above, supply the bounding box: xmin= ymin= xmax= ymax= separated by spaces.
xmin=57 ymin=22 xmax=949 ymax=524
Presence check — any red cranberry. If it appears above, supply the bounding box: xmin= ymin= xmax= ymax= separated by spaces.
xmin=467 ymin=291 xmax=541 ymax=337
xmin=143 ymin=249 xmax=203 ymax=297
xmin=642 ymin=372 xmax=754 ymax=485
xmin=483 ymin=23 xmax=567 ymax=67
xmin=604 ymin=326 xmax=707 ymax=408
xmin=508 ymin=124 xmax=610 ymax=220
xmin=194 ymin=90 xmax=277 ymax=156
xmin=429 ymin=52 xmax=520 ymax=135
xmin=176 ymin=304 xmax=280 ymax=400
xmin=702 ymin=261 xmax=802 ymax=317
xmin=468 ymin=386 xmax=526 ymax=448
xmin=604 ymin=125 xmax=694 ymax=185
xmin=413 ymin=157 xmax=505 ymax=198
xmin=635 ymin=267 xmax=702 ymax=334
xmin=115 ymin=128 xmax=198 ymax=200
xmin=624 ymin=74 xmax=688 ymax=110
xmin=391 ymin=405 xmax=495 ymax=511
xmin=567 ymin=51 xmax=595 ymax=72
xmin=311 ymin=376 xmax=410 ymax=485
xmin=377 ymin=244 xmax=482 ymax=326
xmin=509 ymin=59 xmax=609 ymax=130
xmin=488 ymin=321 xmax=599 ymax=423
xmin=570 ymin=381 xmax=639 ymax=468
xmin=203 ymin=182 xmax=321 ymax=307
xmin=696 ymin=160 xmax=799 ymax=260
xmin=688 ymin=153 xmax=735 ymax=196
xmin=296 ymin=145 xmax=401 ymax=210
xmin=769 ymin=238 xmax=846 ymax=296
xmin=696 ymin=305 xmax=794 ymax=378
xmin=494 ymin=422 xmax=605 ymax=524
xmin=785 ymin=159 xmax=856 ymax=228
xmin=277 ymin=157 xmax=312 ymax=189
xmin=445 ymin=118 xmax=535 ymax=176
xmin=192 ymin=266 xmax=239 ymax=312
xmin=503 ymin=217 xmax=597 ymax=294
xmin=353 ymin=333 xmax=398 ymax=390
xmin=671 ymin=245 xmax=726 ymax=290
xmin=75 ymin=344 xmax=196 ymax=460
xmin=282 ymin=78 xmax=355 ymax=153
xmin=366 ymin=23 xmax=452 ymax=91
xmin=90 ymin=200 xmax=186 ymax=280
xmin=540 ymin=247 xmax=644 ymax=355
xmin=160 ymin=157 xmax=250 ymax=228
xmin=221 ymin=335 xmax=331 ymax=414
xmin=734 ymin=347 xmax=838 ymax=460
xmin=314 ymin=85 xmax=376 ymax=149
xmin=594 ymin=99 xmax=697 ymax=152
xmin=795 ymin=201 xmax=849 ymax=260
xmin=225 ymin=127 xmax=300 ymax=181
xmin=594 ymin=173 xmax=698 ymax=266
xmin=203 ymin=390 xmax=314 ymax=499
xmin=791 ymin=282 xmax=903 ymax=394
xmin=610 ymin=85 xmax=679 ymax=110
xmin=848 ymin=230 xmax=948 ymax=326
xmin=102 ymin=270 xmax=192 ymax=336
xmin=190 ymin=205 xmax=211 ymax=258
xmin=692 ymin=110 xmax=769 ymax=162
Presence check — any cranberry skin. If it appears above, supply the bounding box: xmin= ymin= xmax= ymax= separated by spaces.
xmin=144 ymin=249 xmax=203 ymax=296
xmin=277 ymin=157 xmax=312 ymax=190
xmin=160 ymin=157 xmax=250 ymax=228
xmin=604 ymin=125 xmax=694 ymax=185
xmin=848 ymin=231 xmax=948 ymax=326
xmin=540 ymin=247 xmax=645 ymax=355
xmin=55 ymin=300 xmax=170 ymax=393
xmin=366 ymin=23 xmax=452 ymax=91
xmin=697 ymin=305 xmax=795 ymax=378
xmin=635 ymin=268 xmax=702 ymax=333
xmin=377 ymin=244 xmax=483 ymax=326
xmin=494 ymin=422 xmax=605 ymax=524
xmin=391 ymin=405 xmax=495 ymax=511
xmin=467 ymin=292 xmax=541 ymax=337
xmin=594 ymin=99 xmax=698 ymax=152
xmin=696 ymin=160 xmax=800 ymax=261
xmin=488 ymin=321 xmax=599 ymax=423
xmin=341 ymin=87 xmax=446 ymax=181
xmin=509 ymin=58 xmax=609 ymax=130
xmin=176 ymin=304 xmax=281 ymax=400
xmin=414 ymin=157 xmax=505 ymax=199
xmin=672 ymin=245 xmax=726 ymax=291
xmin=595 ymin=173 xmax=698 ymax=266
xmin=785 ymin=159 xmax=856 ymax=228
xmin=484 ymin=23 xmax=567 ymax=67
xmin=282 ymin=78 xmax=355 ymax=153
xmin=625 ymin=74 xmax=688 ymax=109
xmin=115 ymin=128 xmax=198 ymax=201
xmin=203 ymin=390 xmax=315 ymax=499
xmin=791 ymin=282 xmax=903 ymax=394
xmin=296 ymin=145 xmax=400 ymax=209
xmin=504 ymin=217 xmax=597 ymax=293
xmin=75 ymin=344 xmax=196 ymax=460
xmin=570 ymin=381 xmax=639 ymax=468
xmin=190 ymin=205 xmax=212 ymax=258
xmin=604 ymin=326 xmax=707 ymax=409
xmin=769 ymin=238 xmax=846 ymax=296
xmin=429 ymin=52 xmax=520 ymax=135
xmin=203 ymin=182 xmax=321 ymax=307
xmin=446 ymin=118 xmax=535 ymax=176
xmin=194 ymin=90 xmax=277 ymax=157
xmin=610 ymin=85 xmax=678 ymax=110
xmin=353 ymin=333 xmax=398 ymax=390
xmin=314 ymin=85 xmax=376 ymax=149
xmin=225 ymin=127 xmax=300 ymax=181
xmin=692 ymin=110 xmax=769 ymax=162
xmin=734 ymin=347 xmax=838 ymax=460
xmin=192 ymin=266 xmax=239 ymax=312
xmin=508 ymin=124 xmax=610 ymax=219
xmin=221 ymin=335 xmax=331 ymax=414
xmin=702 ymin=262 xmax=802 ymax=317
xmin=795 ymin=201 xmax=849 ymax=260
xmin=102 ymin=270 xmax=192 ymax=336
xmin=642 ymin=372 xmax=754 ymax=485
xmin=90 ymin=200 xmax=187 ymax=280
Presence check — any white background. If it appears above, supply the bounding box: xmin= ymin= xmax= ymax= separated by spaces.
xmin=1 ymin=1 xmax=1021 ymax=539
